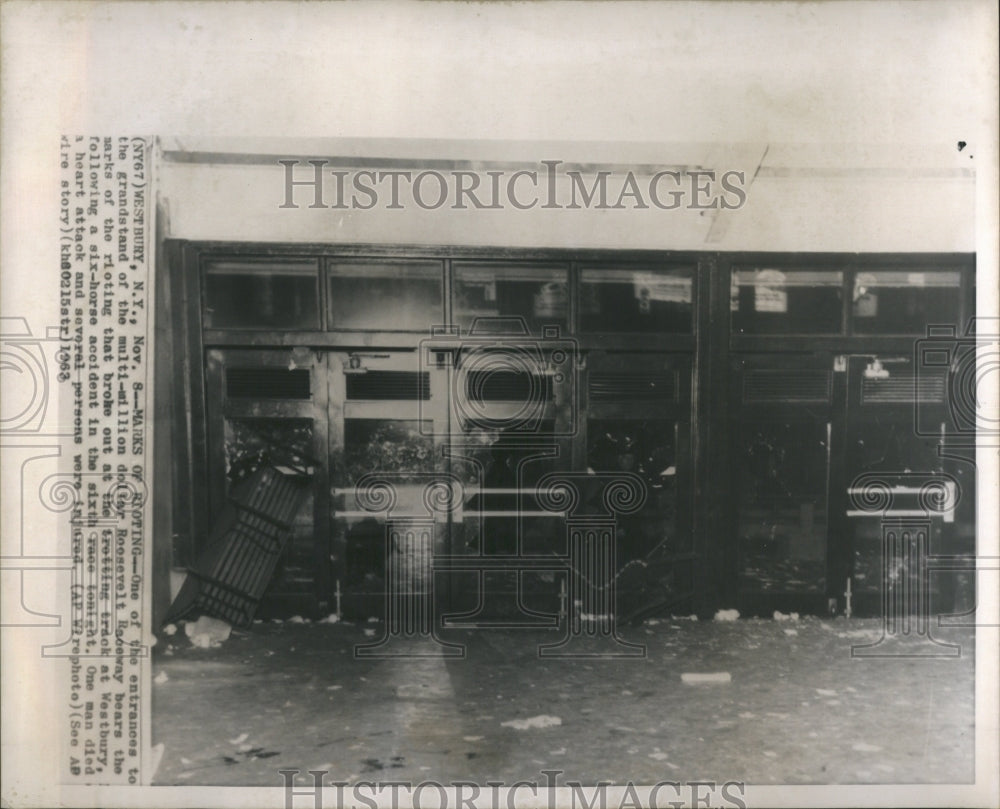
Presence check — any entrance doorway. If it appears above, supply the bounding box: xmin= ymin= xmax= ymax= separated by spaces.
xmin=730 ymin=352 xmax=969 ymax=616
xmin=203 ymin=340 xmax=696 ymax=620
xmin=838 ymin=354 xmax=969 ymax=617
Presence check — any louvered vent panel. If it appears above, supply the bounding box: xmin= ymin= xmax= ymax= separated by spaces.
xmin=466 ymin=371 xmax=553 ymax=402
xmin=743 ymin=370 xmax=831 ymax=403
xmin=862 ymin=371 xmax=947 ymax=404
xmin=346 ymin=371 xmax=430 ymax=401
xmin=589 ymin=371 xmax=677 ymax=403
xmin=226 ymin=368 xmax=311 ymax=400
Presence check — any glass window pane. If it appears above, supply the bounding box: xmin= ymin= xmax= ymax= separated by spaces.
xmin=204 ymin=260 xmax=319 ymax=329
xmin=581 ymin=267 xmax=693 ymax=333
xmin=338 ymin=419 xmax=438 ymax=614
xmin=852 ymin=270 xmax=961 ymax=334
xmin=731 ymin=269 xmax=843 ymax=334
xmin=845 ymin=418 xmax=951 ymax=598
xmin=586 ymin=418 xmax=679 ymax=562
xmin=341 ymin=419 xmax=437 ymax=480
xmin=453 ymin=263 xmax=568 ymax=334
xmin=449 ymin=426 xmax=559 ymax=558
xmin=328 ymin=262 xmax=443 ymax=331
xmin=736 ymin=420 xmax=828 ymax=594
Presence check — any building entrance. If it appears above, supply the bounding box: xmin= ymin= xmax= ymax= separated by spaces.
xmin=203 ymin=337 xmax=696 ymax=622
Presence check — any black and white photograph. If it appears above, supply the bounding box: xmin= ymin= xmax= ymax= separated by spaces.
xmin=1 ymin=3 xmax=997 ymax=808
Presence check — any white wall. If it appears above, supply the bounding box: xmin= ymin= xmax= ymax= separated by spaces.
xmin=159 ymin=140 xmax=975 ymax=253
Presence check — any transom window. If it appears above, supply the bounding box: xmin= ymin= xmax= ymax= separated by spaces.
xmin=731 ymin=269 xmax=843 ymax=335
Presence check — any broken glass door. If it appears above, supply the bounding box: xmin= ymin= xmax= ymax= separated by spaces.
xmin=327 ymin=350 xmax=448 ymax=619
xmin=203 ymin=348 xmax=329 ymax=617
xmin=841 ymin=355 xmax=964 ymax=617
xmin=584 ymin=352 xmax=695 ymax=620
xmin=440 ymin=333 xmax=570 ymax=625
xmin=731 ymin=357 xmax=834 ymax=607
xmin=734 ymin=419 xmax=830 ymax=597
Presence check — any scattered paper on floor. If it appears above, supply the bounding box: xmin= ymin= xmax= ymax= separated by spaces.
xmin=501 ymin=715 xmax=562 ymax=730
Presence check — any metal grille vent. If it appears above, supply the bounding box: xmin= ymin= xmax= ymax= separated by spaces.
xmin=589 ymin=371 xmax=677 ymax=403
xmin=861 ymin=371 xmax=947 ymax=404
xmin=226 ymin=368 xmax=311 ymax=400
xmin=346 ymin=371 xmax=430 ymax=401
xmin=743 ymin=370 xmax=832 ymax=403
xmin=465 ymin=370 xmax=553 ymax=402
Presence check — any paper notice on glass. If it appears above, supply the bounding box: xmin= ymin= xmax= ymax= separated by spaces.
xmin=753 ymin=269 xmax=788 ymax=313
xmin=632 ymin=272 xmax=692 ymax=305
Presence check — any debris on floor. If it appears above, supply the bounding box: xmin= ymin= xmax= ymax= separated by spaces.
xmin=185 ymin=616 xmax=232 ymax=648
xmin=681 ymin=672 xmax=732 ymax=685
xmin=153 ymin=671 xmax=169 ymax=684
xmin=714 ymin=608 xmax=740 ymax=621
xmin=773 ymin=610 xmax=800 ymax=622
xmin=501 ymin=715 xmax=562 ymax=730
xmin=150 ymin=617 xmax=975 ymax=786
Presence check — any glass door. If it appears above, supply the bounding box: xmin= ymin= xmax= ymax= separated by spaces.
xmin=583 ymin=351 xmax=695 ymax=620
xmin=730 ymin=355 xmax=834 ymax=613
xmin=203 ymin=347 xmax=329 ymax=616
xmin=840 ymin=354 xmax=962 ymax=617
xmin=437 ymin=319 xmax=574 ymax=625
xmin=326 ymin=349 xmax=450 ymax=618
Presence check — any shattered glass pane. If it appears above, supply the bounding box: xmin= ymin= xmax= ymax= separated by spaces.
xmin=586 ymin=419 xmax=679 ymax=565
xmin=737 ymin=421 xmax=828 ymax=594
xmin=341 ymin=419 xmax=438 ymax=480
xmin=846 ymin=418 xmax=947 ymax=598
